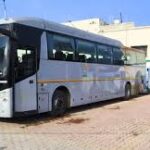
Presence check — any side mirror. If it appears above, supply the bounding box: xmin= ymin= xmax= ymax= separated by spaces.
xmin=122 ymin=55 xmax=130 ymax=61
xmin=121 ymin=56 xmax=127 ymax=61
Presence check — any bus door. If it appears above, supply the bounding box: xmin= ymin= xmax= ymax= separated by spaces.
xmin=14 ymin=47 xmax=37 ymax=113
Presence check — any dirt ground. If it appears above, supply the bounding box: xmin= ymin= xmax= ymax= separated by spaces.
xmin=0 ymin=95 xmax=150 ymax=150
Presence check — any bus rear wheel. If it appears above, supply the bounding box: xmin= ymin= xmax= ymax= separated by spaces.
xmin=51 ymin=90 xmax=67 ymax=116
xmin=124 ymin=84 xmax=131 ymax=100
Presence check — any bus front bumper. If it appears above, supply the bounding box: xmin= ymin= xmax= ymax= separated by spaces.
xmin=0 ymin=88 xmax=13 ymax=118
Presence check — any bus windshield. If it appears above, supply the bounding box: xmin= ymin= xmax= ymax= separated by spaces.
xmin=0 ymin=35 xmax=9 ymax=77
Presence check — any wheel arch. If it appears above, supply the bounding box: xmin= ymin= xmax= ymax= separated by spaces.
xmin=52 ymin=86 xmax=71 ymax=108
xmin=125 ymin=81 xmax=132 ymax=94
xmin=124 ymin=81 xmax=132 ymax=99
xmin=125 ymin=81 xmax=131 ymax=87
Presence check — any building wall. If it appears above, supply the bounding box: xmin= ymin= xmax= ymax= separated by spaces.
xmin=63 ymin=18 xmax=107 ymax=34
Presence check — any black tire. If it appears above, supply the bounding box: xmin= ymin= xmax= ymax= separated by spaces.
xmin=51 ymin=90 xmax=67 ymax=117
xmin=135 ymin=83 xmax=140 ymax=96
xmin=124 ymin=84 xmax=131 ymax=100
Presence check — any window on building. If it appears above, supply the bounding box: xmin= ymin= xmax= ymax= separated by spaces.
xmin=97 ymin=45 xmax=112 ymax=64
xmin=76 ymin=40 xmax=97 ymax=63
xmin=47 ymin=33 xmax=75 ymax=61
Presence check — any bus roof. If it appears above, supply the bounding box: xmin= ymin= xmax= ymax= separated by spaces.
xmin=0 ymin=17 xmax=123 ymax=47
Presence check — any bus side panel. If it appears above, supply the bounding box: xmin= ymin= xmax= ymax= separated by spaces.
xmin=37 ymin=60 xmax=92 ymax=111
xmin=37 ymin=60 xmax=125 ymax=111
xmin=95 ymin=65 xmax=125 ymax=100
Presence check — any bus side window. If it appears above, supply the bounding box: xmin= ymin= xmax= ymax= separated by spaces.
xmin=55 ymin=51 xmax=65 ymax=60
xmin=113 ymin=48 xmax=124 ymax=65
xmin=66 ymin=54 xmax=73 ymax=61
xmin=98 ymin=45 xmax=112 ymax=65
xmin=47 ymin=33 xmax=75 ymax=61
xmin=76 ymin=40 xmax=97 ymax=63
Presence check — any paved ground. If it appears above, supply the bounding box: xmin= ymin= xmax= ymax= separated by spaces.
xmin=0 ymin=95 xmax=150 ymax=150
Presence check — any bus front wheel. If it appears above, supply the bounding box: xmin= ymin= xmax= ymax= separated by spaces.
xmin=51 ymin=90 xmax=67 ymax=116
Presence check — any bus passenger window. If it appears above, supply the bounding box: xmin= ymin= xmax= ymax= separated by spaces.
xmin=76 ymin=40 xmax=96 ymax=63
xmin=55 ymin=51 xmax=65 ymax=60
xmin=79 ymin=55 xmax=86 ymax=62
xmin=47 ymin=33 xmax=75 ymax=61
xmin=66 ymin=54 xmax=73 ymax=61
xmin=113 ymin=48 xmax=124 ymax=65
xmin=98 ymin=45 xmax=112 ymax=64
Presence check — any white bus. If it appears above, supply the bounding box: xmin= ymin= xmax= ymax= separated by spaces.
xmin=0 ymin=18 xmax=144 ymax=118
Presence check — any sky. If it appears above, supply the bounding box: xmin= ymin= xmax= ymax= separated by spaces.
xmin=0 ymin=0 xmax=149 ymax=26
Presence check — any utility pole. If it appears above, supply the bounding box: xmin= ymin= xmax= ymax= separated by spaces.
xmin=2 ymin=0 xmax=8 ymax=19
xmin=120 ymin=12 xmax=123 ymax=23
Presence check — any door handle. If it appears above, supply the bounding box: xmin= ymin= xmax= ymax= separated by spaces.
xmin=29 ymin=80 xmax=34 ymax=84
